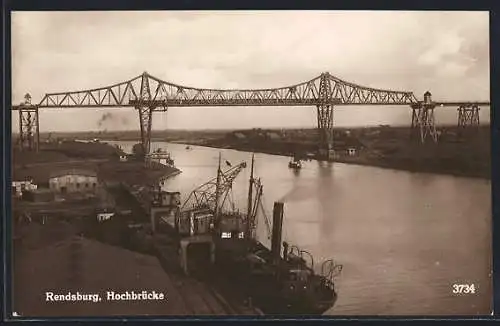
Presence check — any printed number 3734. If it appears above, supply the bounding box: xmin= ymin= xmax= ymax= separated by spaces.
xmin=452 ymin=284 xmax=476 ymax=294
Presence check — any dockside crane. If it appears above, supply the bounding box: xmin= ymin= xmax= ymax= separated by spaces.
xmin=178 ymin=153 xmax=272 ymax=241
xmin=181 ymin=154 xmax=247 ymax=215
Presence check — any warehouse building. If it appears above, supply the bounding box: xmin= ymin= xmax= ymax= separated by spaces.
xmin=49 ymin=169 xmax=99 ymax=194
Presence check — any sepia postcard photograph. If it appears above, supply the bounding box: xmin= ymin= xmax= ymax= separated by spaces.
xmin=9 ymin=10 xmax=491 ymax=318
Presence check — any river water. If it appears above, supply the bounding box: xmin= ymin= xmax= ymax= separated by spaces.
xmin=111 ymin=140 xmax=492 ymax=316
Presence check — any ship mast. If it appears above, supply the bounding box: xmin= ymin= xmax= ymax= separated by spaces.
xmin=214 ymin=152 xmax=222 ymax=228
xmin=246 ymin=153 xmax=255 ymax=239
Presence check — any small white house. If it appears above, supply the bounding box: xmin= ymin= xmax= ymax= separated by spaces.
xmin=12 ymin=180 xmax=37 ymax=198
xmin=97 ymin=212 xmax=114 ymax=222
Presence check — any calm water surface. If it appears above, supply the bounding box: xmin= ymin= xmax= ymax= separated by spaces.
xmin=111 ymin=141 xmax=492 ymax=316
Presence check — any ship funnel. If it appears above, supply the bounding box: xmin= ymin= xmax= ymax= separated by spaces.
xmin=271 ymin=201 xmax=284 ymax=265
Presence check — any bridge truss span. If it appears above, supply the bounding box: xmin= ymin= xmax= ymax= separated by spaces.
xmin=24 ymin=70 xmax=474 ymax=158
xmin=37 ymin=71 xmax=418 ymax=108
xmin=33 ymin=71 xmax=418 ymax=157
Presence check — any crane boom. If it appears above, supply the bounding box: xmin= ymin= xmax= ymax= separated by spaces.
xmin=181 ymin=159 xmax=247 ymax=212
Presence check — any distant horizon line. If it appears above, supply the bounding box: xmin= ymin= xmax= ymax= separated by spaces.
xmin=11 ymin=123 xmax=491 ymax=135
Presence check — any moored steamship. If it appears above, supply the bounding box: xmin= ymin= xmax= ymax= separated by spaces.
xmin=151 ymin=154 xmax=342 ymax=314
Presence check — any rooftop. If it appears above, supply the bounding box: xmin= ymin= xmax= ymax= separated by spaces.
xmin=49 ymin=168 xmax=98 ymax=179
xmin=98 ymin=162 xmax=179 ymax=186
xmin=13 ymin=162 xmax=99 ymax=184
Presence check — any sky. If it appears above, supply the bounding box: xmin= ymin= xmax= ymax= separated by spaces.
xmin=11 ymin=11 xmax=490 ymax=132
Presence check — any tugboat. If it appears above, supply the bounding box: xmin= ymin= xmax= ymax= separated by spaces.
xmin=288 ymin=155 xmax=302 ymax=169
xmin=172 ymin=153 xmax=342 ymax=314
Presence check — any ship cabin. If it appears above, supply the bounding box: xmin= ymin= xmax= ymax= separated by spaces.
xmin=217 ymin=212 xmax=247 ymax=240
xmin=176 ymin=207 xmax=214 ymax=237
xmin=281 ymin=267 xmax=314 ymax=294
xmin=277 ymin=240 xmax=318 ymax=291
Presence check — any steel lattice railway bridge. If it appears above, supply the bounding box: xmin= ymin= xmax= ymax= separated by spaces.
xmin=12 ymin=71 xmax=489 ymax=158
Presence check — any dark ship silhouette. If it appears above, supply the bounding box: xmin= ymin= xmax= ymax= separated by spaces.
xmin=164 ymin=154 xmax=342 ymax=314
xmin=88 ymin=153 xmax=342 ymax=315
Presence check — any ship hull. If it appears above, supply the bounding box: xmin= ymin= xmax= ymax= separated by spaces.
xmin=202 ymin=238 xmax=338 ymax=315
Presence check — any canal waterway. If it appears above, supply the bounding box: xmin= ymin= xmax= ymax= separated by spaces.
xmin=111 ymin=140 xmax=492 ymax=316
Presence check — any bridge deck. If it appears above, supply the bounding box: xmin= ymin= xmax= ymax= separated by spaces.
xmin=12 ymin=100 xmax=490 ymax=110
xmin=435 ymin=102 xmax=490 ymax=107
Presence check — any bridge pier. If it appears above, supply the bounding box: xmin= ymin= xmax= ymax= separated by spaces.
xmin=317 ymin=73 xmax=335 ymax=159
xmin=317 ymin=104 xmax=334 ymax=158
xmin=410 ymin=91 xmax=438 ymax=144
xmin=134 ymin=72 xmax=169 ymax=165
xmin=410 ymin=103 xmax=438 ymax=143
xmin=18 ymin=94 xmax=40 ymax=152
xmin=137 ymin=105 xmax=154 ymax=160
xmin=457 ymin=104 xmax=480 ymax=133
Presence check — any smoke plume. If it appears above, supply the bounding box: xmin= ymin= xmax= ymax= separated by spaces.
xmin=279 ymin=183 xmax=315 ymax=203
xmin=97 ymin=112 xmax=131 ymax=129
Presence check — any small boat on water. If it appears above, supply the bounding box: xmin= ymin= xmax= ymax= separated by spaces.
xmin=288 ymin=156 xmax=302 ymax=169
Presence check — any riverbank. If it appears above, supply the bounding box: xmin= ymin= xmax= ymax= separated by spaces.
xmin=173 ymin=126 xmax=491 ymax=180
xmin=176 ymin=142 xmax=491 ymax=180
xmin=33 ymin=125 xmax=491 ymax=179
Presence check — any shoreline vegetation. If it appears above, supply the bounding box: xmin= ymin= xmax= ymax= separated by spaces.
xmin=26 ymin=125 xmax=491 ymax=180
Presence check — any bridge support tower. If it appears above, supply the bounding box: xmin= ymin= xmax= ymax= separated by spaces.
xmin=18 ymin=94 xmax=40 ymax=152
xmin=317 ymin=73 xmax=335 ymax=159
xmin=457 ymin=104 xmax=480 ymax=135
xmin=410 ymin=91 xmax=438 ymax=144
xmin=134 ymin=72 xmax=168 ymax=165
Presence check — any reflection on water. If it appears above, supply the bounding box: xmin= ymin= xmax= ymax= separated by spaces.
xmin=111 ymin=141 xmax=492 ymax=316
